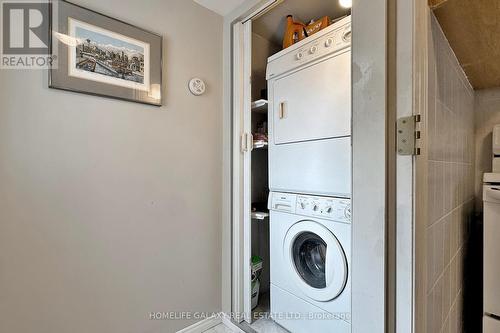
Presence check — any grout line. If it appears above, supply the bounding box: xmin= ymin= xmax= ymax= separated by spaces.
xmin=426 ymin=197 xmax=474 ymax=229
xmin=426 ymin=243 xmax=463 ymax=297
xmin=438 ymin=287 xmax=463 ymax=333
xmin=427 ymin=160 xmax=473 ymax=165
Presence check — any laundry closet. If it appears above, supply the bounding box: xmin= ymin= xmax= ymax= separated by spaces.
xmin=223 ymin=0 xmax=500 ymax=332
xmin=237 ymin=1 xmax=352 ymax=332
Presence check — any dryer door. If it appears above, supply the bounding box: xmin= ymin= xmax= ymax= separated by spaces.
xmin=271 ymin=50 xmax=351 ymax=145
xmin=283 ymin=220 xmax=348 ymax=302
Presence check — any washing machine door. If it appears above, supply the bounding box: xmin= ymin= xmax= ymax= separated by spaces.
xmin=283 ymin=220 xmax=348 ymax=302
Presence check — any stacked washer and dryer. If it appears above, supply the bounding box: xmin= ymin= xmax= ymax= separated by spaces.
xmin=265 ymin=16 xmax=352 ymax=333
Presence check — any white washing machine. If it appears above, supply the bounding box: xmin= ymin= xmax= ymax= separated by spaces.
xmin=268 ymin=192 xmax=351 ymax=333
xmin=266 ymin=16 xmax=352 ymax=198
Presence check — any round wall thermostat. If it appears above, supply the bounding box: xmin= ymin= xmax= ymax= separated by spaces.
xmin=188 ymin=78 xmax=206 ymax=96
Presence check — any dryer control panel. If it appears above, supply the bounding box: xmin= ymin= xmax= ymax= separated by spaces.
xmin=266 ymin=16 xmax=351 ymax=80
xmin=268 ymin=192 xmax=351 ymax=224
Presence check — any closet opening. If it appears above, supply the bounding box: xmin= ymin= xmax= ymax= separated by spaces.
xmin=233 ymin=1 xmax=352 ymax=332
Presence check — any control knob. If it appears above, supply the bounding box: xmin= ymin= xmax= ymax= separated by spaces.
xmin=342 ymin=29 xmax=352 ymax=42
xmin=309 ymin=46 xmax=317 ymax=54
xmin=325 ymin=38 xmax=333 ymax=47
xmin=296 ymin=52 xmax=303 ymax=60
xmin=344 ymin=206 xmax=352 ymax=219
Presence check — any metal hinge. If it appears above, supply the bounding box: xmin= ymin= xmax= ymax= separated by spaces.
xmin=397 ymin=115 xmax=421 ymax=155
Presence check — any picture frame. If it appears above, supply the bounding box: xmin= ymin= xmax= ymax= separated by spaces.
xmin=49 ymin=0 xmax=163 ymax=106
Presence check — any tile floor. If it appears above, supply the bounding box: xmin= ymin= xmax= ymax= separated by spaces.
xmin=202 ymin=317 xmax=289 ymax=333
xmin=203 ymin=323 xmax=239 ymax=333
xmin=203 ymin=291 xmax=288 ymax=333
xmin=249 ymin=318 xmax=289 ymax=333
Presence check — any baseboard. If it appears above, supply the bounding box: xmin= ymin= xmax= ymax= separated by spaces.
xmin=176 ymin=315 xmax=221 ymax=333
xmin=221 ymin=313 xmax=245 ymax=332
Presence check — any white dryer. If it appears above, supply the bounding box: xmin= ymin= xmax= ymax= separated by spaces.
xmin=266 ymin=16 xmax=352 ymax=198
xmin=268 ymin=192 xmax=351 ymax=333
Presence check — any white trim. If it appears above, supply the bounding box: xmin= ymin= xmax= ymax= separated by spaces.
xmin=176 ymin=315 xmax=221 ymax=333
xmin=351 ymin=0 xmax=388 ymax=332
xmin=221 ymin=313 xmax=246 ymax=332
xmin=395 ymin=0 xmax=415 ymax=332
xmin=241 ymin=0 xmax=281 ymax=22
xmin=175 ymin=313 xmax=246 ymax=333
xmin=231 ymin=19 xmax=244 ymax=321
xmin=413 ymin=2 xmax=430 ymax=333
xmin=241 ymin=19 xmax=253 ymax=323
xmin=222 ymin=0 xmax=273 ymax=319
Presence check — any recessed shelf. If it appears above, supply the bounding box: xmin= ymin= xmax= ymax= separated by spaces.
xmin=251 ymin=202 xmax=269 ymax=220
xmin=251 ymin=211 xmax=269 ymax=220
xmin=253 ymin=140 xmax=268 ymax=149
xmin=251 ymin=99 xmax=268 ymax=113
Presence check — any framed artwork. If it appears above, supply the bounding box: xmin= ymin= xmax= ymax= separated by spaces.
xmin=49 ymin=0 xmax=162 ymax=106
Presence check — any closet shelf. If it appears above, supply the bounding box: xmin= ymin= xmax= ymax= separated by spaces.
xmin=251 ymin=211 xmax=269 ymax=220
xmin=251 ymin=202 xmax=269 ymax=220
xmin=253 ymin=140 xmax=268 ymax=149
xmin=251 ymin=99 xmax=268 ymax=113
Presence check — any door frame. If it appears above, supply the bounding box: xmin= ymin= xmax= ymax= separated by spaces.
xmin=221 ymin=1 xmax=405 ymax=331
xmin=231 ymin=18 xmax=253 ymax=322
xmin=223 ymin=1 xmax=280 ymax=323
xmin=412 ymin=1 xmax=431 ymax=333
xmin=393 ymin=0 xmax=416 ymax=332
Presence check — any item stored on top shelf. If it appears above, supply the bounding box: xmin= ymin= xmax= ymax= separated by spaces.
xmin=305 ymin=16 xmax=330 ymax=37
xmin=283 ymin=15 xmax=331 ymax=49
xmin=283 ymin=15 xmax=307 ymax=49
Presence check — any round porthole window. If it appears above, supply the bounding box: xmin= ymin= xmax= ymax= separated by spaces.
xmin=292 ymin=231 xmax=327 ymax=289
xmin=283 ymin=220 xmax=348 ymax=301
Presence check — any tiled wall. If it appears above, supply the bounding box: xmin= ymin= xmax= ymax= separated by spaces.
xmin=425 ymin=14 xmax=475 ymax=333
xmin=474 ymin=88 xmax=500 ymax=211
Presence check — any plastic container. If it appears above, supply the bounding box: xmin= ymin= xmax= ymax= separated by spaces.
xmin=251 ymin=256 xmax=263 ymax=309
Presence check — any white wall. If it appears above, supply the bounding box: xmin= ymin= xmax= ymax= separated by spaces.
xmin=0 ymin=1 xmax=223 ymax=332
xmin=474 ymin=88 xmax=500 ymax=211
xmin=423 ymin=13 xmax=475 ymax=333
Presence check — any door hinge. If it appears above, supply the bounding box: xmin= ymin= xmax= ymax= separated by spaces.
xmin=397 ymin=115 xmax=421 ymax=155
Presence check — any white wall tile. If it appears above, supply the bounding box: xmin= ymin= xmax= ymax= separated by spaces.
xmin=425 ymin=13 xmax=475 ymax=333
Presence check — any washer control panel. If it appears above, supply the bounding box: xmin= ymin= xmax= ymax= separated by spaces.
xmin=268 ymin=192 xmax=297 ymax=213
xmin=268 ymin=192 xmax=351 ymax=224
xmin=296 ymin=194 xmax=351 ymax=223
